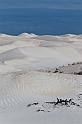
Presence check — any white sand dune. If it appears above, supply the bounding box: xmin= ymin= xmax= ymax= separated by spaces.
xmin=0 ymin=33 xmax=82 ymax=124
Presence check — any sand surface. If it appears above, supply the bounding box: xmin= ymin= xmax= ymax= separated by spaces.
xmin=0 ymin=33 xmax=82 ymax=124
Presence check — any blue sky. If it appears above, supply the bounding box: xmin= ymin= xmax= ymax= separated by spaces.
xmin=0 ymin=0 xmax=82 ymax=9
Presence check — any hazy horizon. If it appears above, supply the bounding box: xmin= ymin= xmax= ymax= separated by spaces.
xmin=0 ymin=0 xmax=82 ymax=10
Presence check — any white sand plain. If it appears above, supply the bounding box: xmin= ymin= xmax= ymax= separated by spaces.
xmin=0 ymin=33 xmax=82 ymax=124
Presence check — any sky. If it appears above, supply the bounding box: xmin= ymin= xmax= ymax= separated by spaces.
xmin=0 ymin=0 xmax=82 ymax=9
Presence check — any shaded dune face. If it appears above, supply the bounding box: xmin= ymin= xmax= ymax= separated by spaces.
xmin=0 ymin=33 xmax=82 ymax=111
xmin=0 ymin=48 xmax=25 ymax=63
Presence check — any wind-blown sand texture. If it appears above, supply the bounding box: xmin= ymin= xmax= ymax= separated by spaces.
xmin=0 ymin=33 xmax=82 ymax=124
